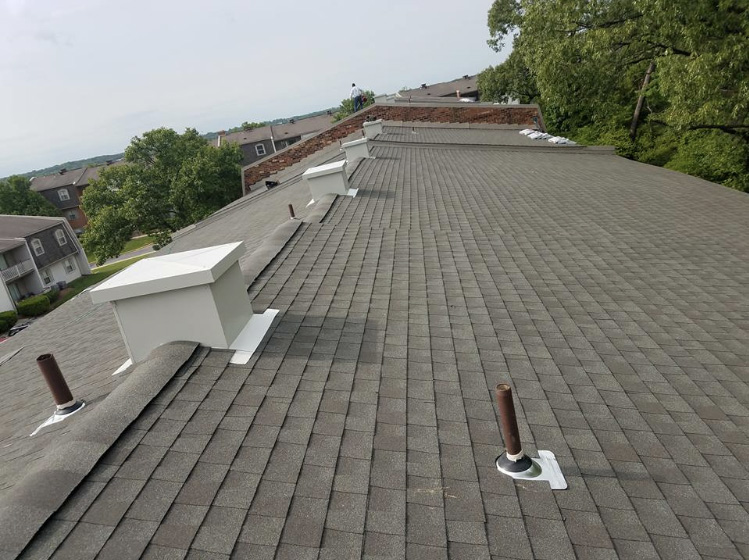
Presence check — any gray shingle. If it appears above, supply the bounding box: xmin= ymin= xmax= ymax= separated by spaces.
xmin=319 ymin=492 xmax=365 ymax=536
xmin=150 ymin=504 xmax=209 ymax=550
xmin=280 ymin=496 xmax=329 ymax=547
xmin=191 ymin=506 xmax=245 ymax=555
xmin=8 ymin=122 xmax=749 ymax=560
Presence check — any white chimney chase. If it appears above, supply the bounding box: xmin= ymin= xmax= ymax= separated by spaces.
xmin=341 ymin=138 xmax=371 ymax=161
xmin=303 ymin=160 xmax=349 ymax=200
xmin=363 ymin=119 xmax=383 ymax=138
xmin=90 ymin=242 xmax=253 ymax=363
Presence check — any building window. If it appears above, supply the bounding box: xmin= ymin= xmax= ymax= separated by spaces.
xmin=55 ymin=229 xmax=67 ymax=246
xmin=255 ymin=144 xmax=266 ymax=156
xmin=64 ymin=258 xmax=76 ymax=273
xmin=58 ymin=189 xmax=70 ymax=201
xmin=31 ymin=238 xmax=44 ymax=256
xmin=41 ymin=268 xmax=52 ymax=285
xmin=67 ymin=210 xmax=78 ymax=221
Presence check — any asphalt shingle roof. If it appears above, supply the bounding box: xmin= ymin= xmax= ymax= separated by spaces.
xmin=399 ymin=76 xmax=478 ymax=99
xmin=29 ymin=169 xmax=87 ymax=192
xmin=215 ymin=115 xmax=334 ymax=148
xmin=377 ymin=126 xmax=568 ymax=148
xmin=2 ymin=123 xmax=749 ymax=559
xmin=0 ymin=215 xmax=68 ymax=239
xmin=29 ymin=162 xmax=124 ymax=193
xmin=0 ymin=157 xmax=338 ymax=499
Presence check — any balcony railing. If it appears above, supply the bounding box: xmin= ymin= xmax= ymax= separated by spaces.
xmin=1 ymin=259 xmax=34 ymax=283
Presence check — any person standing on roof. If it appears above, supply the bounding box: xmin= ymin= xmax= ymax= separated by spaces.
xmin=351 ymin=83 xmax=363 ymax=112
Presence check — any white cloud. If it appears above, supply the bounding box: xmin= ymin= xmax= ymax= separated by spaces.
xmin=0 ymin=0 xmax=510 ymax=177
xmin=4 ymin=0 xmax=26 ymax=16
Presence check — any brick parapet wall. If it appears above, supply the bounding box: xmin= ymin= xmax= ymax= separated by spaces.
xmin=243 ymin=104 xmax=541 ymax=191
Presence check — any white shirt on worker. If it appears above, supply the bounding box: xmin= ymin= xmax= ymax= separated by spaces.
xmin=351 ymin=86 xmax=362 ymax=98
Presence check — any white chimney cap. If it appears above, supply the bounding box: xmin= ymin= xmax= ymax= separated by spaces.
xmin=302 ymin=160 xmax=347 ymax=180
xmin=341 ymin=138 xmax=368 ymax=148
xmin=90 ymin=242 xmax=245 ymax=304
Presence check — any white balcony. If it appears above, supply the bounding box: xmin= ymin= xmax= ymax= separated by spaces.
xmin=1 ymin=260 xmax=34 ymax=283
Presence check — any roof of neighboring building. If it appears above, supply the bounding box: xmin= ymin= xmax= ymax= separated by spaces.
xmin=0 ymin=239 xmax=25 ymax=252
xmin=29 ymin=160 xmax=124 ymax=194
xmin=76 ymin=160 xmax=125 ymax=187
xmin=273 ymin=114 xmax=335 ymax=141
xmin=214 ymin=114 xmax=335 ymax=147
xmin=0 ymin=215 xmax=68 ymax=239
xmin=1 ymin=121 xmax=749 ymax=559
xmin=399 ymin=75 xmax=479 ymax=99
xmin=29 ymin=168 xmax=87 ymax=192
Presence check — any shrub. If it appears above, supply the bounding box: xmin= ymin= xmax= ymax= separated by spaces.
xmin=0 ymin=310 xmax=18 ymax=332
xmin=45 ymin=287 xmax=60 ymax=304
xmin=17 ymin=294 xmax=51 ymax=317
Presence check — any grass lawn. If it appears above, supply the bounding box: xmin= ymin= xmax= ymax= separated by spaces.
xmin=52 ymin=254 xmax=151 ymax=309
xmin=122 ymin=235 xmax=155 ymax=254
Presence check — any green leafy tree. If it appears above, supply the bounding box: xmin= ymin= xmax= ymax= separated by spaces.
xmin=480 ymin=0 xmax=749 ymax=191
xmin=81 ymin=127 xmax=242 ymax=264
xmin=478 ymin=47 xmax=539 ymax=104
xmin=242 ymin=121 xmax=266 ymax=131
xmin=0 ymin=176 xmax=60 ymax=217
xmin=333 ymin=90 xmax=375 ymax=122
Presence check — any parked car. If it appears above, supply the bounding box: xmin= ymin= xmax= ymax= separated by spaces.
xmin=9 ymin=323 xmax=30 ymax=336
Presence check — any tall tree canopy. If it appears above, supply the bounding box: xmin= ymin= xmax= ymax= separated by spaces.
xmin=333 ymin=90 xmax=376 ymax=121
xmin=0 ymin=176 xmax=60 ymax=217
xmin=479 ymin=0 xmax=749 ymax=191
xmin=81 ymin=128 xmax=242 ymax=264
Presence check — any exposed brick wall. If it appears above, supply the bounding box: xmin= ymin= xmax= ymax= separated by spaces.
xmin=243 ymin=104 xmax=540 ymax=191
xmin=67 ymin=206 xmax=88 ymax=232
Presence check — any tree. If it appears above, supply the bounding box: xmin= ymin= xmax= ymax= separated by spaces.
xmin=81 ymin=127 xmax=242 ymax=264
xmin=480 ymin=0 xmax=749 ymax=191
xmin=333 ymin=90 xmax=376 ymax=122
xmin=242 ymin=121 xmax=266 ymax=131
xmin=478 ymin=46 xmax=539 ymax=104
xmin=0 ymin=176 xmax=60 ymax=217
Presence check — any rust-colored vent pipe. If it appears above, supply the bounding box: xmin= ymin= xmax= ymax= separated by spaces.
xmin=36 ymin=354 xmax=83 ymax=415
xmin=495 ymin=384 xmax=533 ymax=473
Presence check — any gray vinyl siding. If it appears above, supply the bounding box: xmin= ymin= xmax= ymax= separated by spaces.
xmin=239 ymin=140 xmax=275 ymax=166
xmin=39 ymin=186 xmax=80 ymax=211
xmin=26 ymin=226 xmax=78 ymax=268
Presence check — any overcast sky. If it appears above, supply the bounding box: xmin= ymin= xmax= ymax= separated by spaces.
xmin=0 ymin=0 xmax=508 ymax=177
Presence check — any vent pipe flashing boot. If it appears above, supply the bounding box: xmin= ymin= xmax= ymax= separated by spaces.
xmin=363 ymin=119 xmax=383 ymax=138
xmin=341 ymin=138 xmax=371 ymax=161
xmin=37 ymin=353 xmax=84 ymax=416
xmin=494 ymin=384 xmax=567 ymax=489
xmin=495 ymin=384 xmax=535 ymax=474
xmin=31 ymin=353 xmax=86 ymax=435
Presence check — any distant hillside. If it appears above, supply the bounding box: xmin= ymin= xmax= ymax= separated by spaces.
xmin=7 ymin=106 xmax=340 ymax=180
xmin=6 ymin=153 xmax=124 ymax=181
